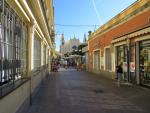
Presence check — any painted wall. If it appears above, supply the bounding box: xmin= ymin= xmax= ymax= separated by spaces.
xmin=0 ymin=69 xmax=48 ymax=113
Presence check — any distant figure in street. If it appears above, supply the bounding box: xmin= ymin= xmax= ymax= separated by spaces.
xmin=76 ymin=61 xmax=79 ymax=71
xmin=117 ymin=63 xmax=123 ymax=87
xmin=64 ymin=60 xmax=68 ymax=69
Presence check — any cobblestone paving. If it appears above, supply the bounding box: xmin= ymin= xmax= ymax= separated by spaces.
xmin=22 ymin=70 xmax=150 ymax=113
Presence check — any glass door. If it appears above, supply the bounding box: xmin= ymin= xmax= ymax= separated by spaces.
xmin=129 ymin=45 xmax=136 ymax=83
xmin=117 ymin=45 xmax=128 ymax=81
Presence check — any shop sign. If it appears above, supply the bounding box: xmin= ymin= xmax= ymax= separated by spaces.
xmin=130 ymin=62 xmax=135 ymax=72
xmin=123 ymin=62 xmax=127 ymax=72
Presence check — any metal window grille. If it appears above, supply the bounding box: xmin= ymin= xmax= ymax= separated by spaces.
xmin=0 ymin=0 xmax=28 ymax=98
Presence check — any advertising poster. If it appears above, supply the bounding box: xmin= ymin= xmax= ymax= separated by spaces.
xmin=130 ymin=62 xmax=135 ymax=72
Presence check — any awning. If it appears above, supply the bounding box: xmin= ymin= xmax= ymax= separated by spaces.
xmin=128 ymin=26 xmax=150 ymax=38
xmin=111 ymin=36 xmax=126 ymax=44
xmin=112 ymin=26 xmax=150 ymax=44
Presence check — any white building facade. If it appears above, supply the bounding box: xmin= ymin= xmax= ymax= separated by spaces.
xmin=60 ymin=38 xmax=80 ymax=55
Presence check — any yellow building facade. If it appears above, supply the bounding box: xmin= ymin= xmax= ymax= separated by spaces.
xmin=0 ymin=0 xmax=54 ymax=113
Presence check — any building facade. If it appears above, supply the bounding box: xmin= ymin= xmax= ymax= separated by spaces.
xmin=60 ymin=37 xmax=80 ymax=55
xmin=0 ymin=0 xmax=54 ymax=113
xmin=88 ymin=0 xmax=150 ymax=87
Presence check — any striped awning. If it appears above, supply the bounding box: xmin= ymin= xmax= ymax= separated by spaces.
xmin=128 ymin=26 xmax=150 ymax=38
xmin=111 ymin=36 xmax=126 ymax=44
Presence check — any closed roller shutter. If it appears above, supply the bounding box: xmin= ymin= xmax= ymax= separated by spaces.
xmin=105 ymin=48 xmax=112 ymax=71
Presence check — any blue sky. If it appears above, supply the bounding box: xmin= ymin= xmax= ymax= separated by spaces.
xmin=54 ymin=0 xmax=137 ymax=51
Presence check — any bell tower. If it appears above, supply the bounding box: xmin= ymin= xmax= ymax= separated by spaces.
xmin=61 ymin=33 xmax=65 ymax=45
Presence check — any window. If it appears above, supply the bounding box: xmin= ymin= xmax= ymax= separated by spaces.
xmin=0 ymin=1 xmax=28 ymax=97
xmin=94 ymin=50 xmax=100 ymax=71
xmin=117 ymin=45 xmax=127 ymax=80
xmin=140 ymin=40 xmax=150 ymax=86
xmin=47 ymin=49 xmax=49 ymax=64
xmin=33 ymin=36 xmax=41 ymax=69
xmin=117 ymin=45 xmax=127 ymax=66
xmin=105 ymin=48 xmax=112 ymax=71
xmin=43 ymin=45 xmax=46 ymax=65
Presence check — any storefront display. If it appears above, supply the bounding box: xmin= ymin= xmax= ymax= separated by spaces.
xmin=139 ymin=39 xmax=150 ymax=87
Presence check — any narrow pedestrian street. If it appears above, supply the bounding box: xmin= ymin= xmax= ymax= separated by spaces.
xmin=20 ymin=69 xmax=150 ymax=113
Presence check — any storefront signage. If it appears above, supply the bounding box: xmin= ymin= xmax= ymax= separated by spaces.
xmin=130 ymin=62 xmax=135 ymax=72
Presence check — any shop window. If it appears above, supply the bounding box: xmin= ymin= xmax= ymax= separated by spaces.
xmin=140 ymin=40 xmax=150 ymax=86
xmin=117 ymin=45 xmax=128 ymax=81
xmin=117 ymin=46 xmax=125 ymax=65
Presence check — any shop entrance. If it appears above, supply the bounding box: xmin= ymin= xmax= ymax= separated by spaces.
xmin=117 ymin=45 xmax=128 ymax=81
xmin=116 ymin=45 xmax=136 ymax=83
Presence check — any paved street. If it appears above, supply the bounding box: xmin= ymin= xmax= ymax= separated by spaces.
xmin=22 ymin=69 xmax=150 ymax=113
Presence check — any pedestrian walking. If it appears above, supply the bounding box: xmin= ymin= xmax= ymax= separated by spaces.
xmin=76 ymin=61 xmax=80 ymax=71
xmin=64 ymin=60 xmax=68 ymax=69
xmin=117 ymin=63 xmax=123 ymax=87
xmin=115 ymin=66 xmax=118 ymax=79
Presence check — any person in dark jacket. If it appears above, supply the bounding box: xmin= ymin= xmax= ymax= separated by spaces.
xmin=115 ymin=66 xmax=119 ymax=79
xmin=117 ymin=63 xmax=123 ymax=87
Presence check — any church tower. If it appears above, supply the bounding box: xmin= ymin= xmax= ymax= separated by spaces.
xmin=61 ymin=33 xmax=65 ymax=45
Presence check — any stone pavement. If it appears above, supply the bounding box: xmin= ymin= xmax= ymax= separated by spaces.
xmin=58 ymin=67 xmax=77 ymax=71
xmin=20 ymin=69 xmax=150 ymax=113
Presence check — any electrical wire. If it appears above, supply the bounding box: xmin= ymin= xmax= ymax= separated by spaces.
xmin=55 ymin=24 xmax=100 ymax=27
xmin=91 ymin=0 xmax=103 ymax=25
